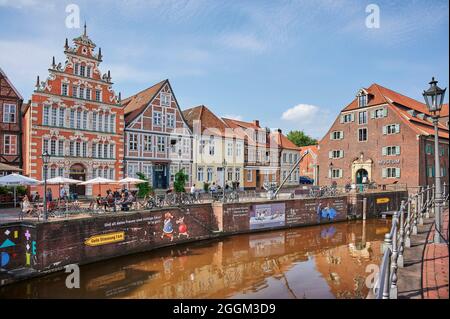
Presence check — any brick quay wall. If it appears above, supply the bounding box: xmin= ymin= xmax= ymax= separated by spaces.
xmin=0 ymin=191 xmax=407 ymax=285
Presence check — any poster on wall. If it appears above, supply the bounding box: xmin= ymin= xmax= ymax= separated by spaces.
xmin=249 ymin=203 xmax=286 ymax=230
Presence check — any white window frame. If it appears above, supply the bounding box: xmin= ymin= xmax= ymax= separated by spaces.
xmin=3 ymin=135 xmax=17 ymax=155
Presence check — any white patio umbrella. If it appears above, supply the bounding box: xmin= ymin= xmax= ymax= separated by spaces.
xmin=45 ymin=176 xmax=82 ymax=185
xmin=78 ymin=177 xmax=116 ymax=195
xmin=117 ymin=177 xmax=146 ymax=190
xmin=0 ymin=173 xmax=40 ymax=207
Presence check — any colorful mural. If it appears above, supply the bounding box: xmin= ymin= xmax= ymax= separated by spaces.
xmin=249 ymin=203 xmax=286 ymax=230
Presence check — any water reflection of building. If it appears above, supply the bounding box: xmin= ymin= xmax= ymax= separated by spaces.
xmin=0 ymin=220 xmax=389 ymax=299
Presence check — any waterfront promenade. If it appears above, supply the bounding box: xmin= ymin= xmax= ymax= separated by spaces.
xmin=397 ymin=207 xmax=449 ymax=299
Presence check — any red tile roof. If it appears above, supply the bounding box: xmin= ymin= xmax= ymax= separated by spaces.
xmin=343 ymin=83 xmax=449 ymax=138
xmin=183 ymin=105 xmax=231 ymax=137
xmin=123 ymin=79 xmax=167 ymax=124
xmin=269 ymin=130 xmax=301 ymax=151
xmin=299 ymin=144 xmax=318 ymax=155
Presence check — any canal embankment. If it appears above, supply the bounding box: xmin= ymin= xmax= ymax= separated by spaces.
xmin=0 ymin=190 xmax=407 ymax=286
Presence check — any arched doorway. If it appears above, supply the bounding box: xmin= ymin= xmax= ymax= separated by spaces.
xmin=69 ymin=164 xmax=86 ymax=196
xmin=356 ymin=169 xmax=368 ymax=184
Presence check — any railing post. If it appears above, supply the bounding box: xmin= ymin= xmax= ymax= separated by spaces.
xmin=398 ymin=201 xmax=405 ymax=268
xmin=425 ymin=185 xmax=431 ymax=219
xmin=390 ymin=211 xmax=398 ymax=299
xmin=405 ymin=196 xmax=412 ymax=248
xmin=413 ymin=194 xmax=418 ymax=235
xmin=363 ymin=197 xmax=367 ymax=220
xmin=418 ymin=187 xmax=424 ymax=225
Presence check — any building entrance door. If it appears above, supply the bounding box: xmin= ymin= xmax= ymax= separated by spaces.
xmin=153 ymin=164 xmax=168 ymax=189
xmin=69 ymin=164 xmax=86 ymax=196
xmin=356 ymin=169 xmax=368 ymax=184
xmin=217 ymin=167 xmax=224 ymax=188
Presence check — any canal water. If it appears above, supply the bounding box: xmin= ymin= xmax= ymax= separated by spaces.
xmin=0 ymin=219 xmax=390 ymax=299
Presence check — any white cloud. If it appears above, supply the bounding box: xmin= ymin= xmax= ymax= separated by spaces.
xmin=281 ymin=104 xmax=320 ymax=122
xmin=0 ymin=39 xmax=61 ymax=100
xmin=222 ymin=114 xmax=243 ymax=121
xmin=0 ymin=0 xmax=55 ymax=10
xmin=218 ymin=33 xmax=267 ymax=53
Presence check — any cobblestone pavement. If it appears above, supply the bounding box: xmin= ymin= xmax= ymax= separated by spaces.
xmin=422 ymin=208 xmax=449 ymax=299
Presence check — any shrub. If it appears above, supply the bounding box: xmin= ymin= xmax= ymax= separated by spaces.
xmin=174 ymin=169 xmax=189 ymax=193
xmin=136 ymin=172 xmax=153 ymax=198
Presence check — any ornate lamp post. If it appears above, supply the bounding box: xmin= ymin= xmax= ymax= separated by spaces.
xmin=423 ymin=77 xmax=446 ymax=244
xmin=42 ymin=151 xmax=51 ymax=221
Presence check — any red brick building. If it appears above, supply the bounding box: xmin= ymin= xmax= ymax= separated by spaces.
xmin=0 ymin=68 xmax=23 ymax=174
xmin=298 ymin=144 xmax=318 ymax=183
xmin=318 ymin=83 xmax=449 ymax=188
xmin=23 ymin=27 xmax=124 ymax=196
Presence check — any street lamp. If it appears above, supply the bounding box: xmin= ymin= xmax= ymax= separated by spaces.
xmin=42 ymin=151 xmax=51 ymax=221
xmin=423 ymin=77 xmax=446 ymax=244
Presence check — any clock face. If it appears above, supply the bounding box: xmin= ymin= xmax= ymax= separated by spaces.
xmin=82 ymin=46 xmax=88 ymax=54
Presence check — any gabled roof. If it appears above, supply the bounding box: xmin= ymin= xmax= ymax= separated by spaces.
xmin=269 ymin=130 xmax=301 ymax=151
xmin=343 ymin=83 xmax=432 ymax=114
xmin=0 ymin=67 xmax=23 ymax=100
xmin=221 ymin=118 xmax=261 ymax=130
xmin=342 ymin=83 xmax=449 ymax=138
xmin=300 ymin=144 xmax=318 ymax=155
xmin=183 ymin=105 xmax=230 ymax=136
xmin=123 ymin=79 xmax=167 ymax=125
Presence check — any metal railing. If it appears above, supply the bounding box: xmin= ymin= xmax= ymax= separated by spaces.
xmin=372 ymin=184 xmax=444 ymax=299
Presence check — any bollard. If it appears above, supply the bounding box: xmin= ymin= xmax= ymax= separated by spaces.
xmin=405 ymin=197 xmax=412 ymax=248
xmin=398 ymin=201 xmax=405 ymax=268
xmin=363 ymin=197 xmax=367 ymax=220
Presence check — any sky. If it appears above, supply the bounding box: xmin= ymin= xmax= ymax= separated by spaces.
xmin=0 ymin=0 xmax=448 ymax=139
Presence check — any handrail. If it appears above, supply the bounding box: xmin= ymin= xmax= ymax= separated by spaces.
xmin=372 ymin=184 xmax=439 ymax=299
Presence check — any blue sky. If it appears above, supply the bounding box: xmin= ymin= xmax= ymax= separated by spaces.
xmin=0 ymin=0 xmax=448 ymax=139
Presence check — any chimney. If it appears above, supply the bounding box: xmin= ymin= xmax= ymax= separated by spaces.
xmin=253 ymin=120 xmax=260 ymax=127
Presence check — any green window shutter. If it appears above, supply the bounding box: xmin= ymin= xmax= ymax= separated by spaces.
xmin=382 ymin=125 xmax=387 ymax=135
xmin=382 ymin=168 xmax=387 ymax=178
xmin=341 ymin=150 xmax=344 ymax=158
xmin=340 ymin=131 xmax=344 ymax=139
xmin=329 ymin=151 xmax=333 ymax=159
xmin=382 ymin=147 xmax=387 ymax=156
xmin=350 ymin=113 xmax=355 ymax=122
xmin=395 ymin=124 xmax=400 ymax=133
xmin=330 ymin=132 xmax=333 ymax=139
xmin=370 ymin=111 xmax=375 ymax=119
xmin=395 ymin=168 xmax=401 ymax=178
xmin=340 ymin=115 xmax=344 ymax=124
xmin=328 ymin=169 xmax=332 ymax=178
xmin=383 ymin=108 xmax=388 ymax=117
xmin=396 ymin=146 xmax=401 ymax=155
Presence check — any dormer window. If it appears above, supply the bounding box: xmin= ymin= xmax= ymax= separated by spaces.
xmin=358 ymin=94 xmax=367 ymax=107
xmin=357 ymin=89 xmax=369 ymax=107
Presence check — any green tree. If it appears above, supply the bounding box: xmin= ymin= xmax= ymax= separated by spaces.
xmin=136 ymin=172 xmax=153 ymax=198
xmin=287 ymin=130 xmax=317 ymax=147
xmin=174 ymin=169 xmax=189 ymax=193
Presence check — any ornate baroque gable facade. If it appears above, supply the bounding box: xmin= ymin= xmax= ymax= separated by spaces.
xmin=123 ymin=79 xmax=192 ymax=189
xmin=23 ymin=27 xmax=124 ymax=195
